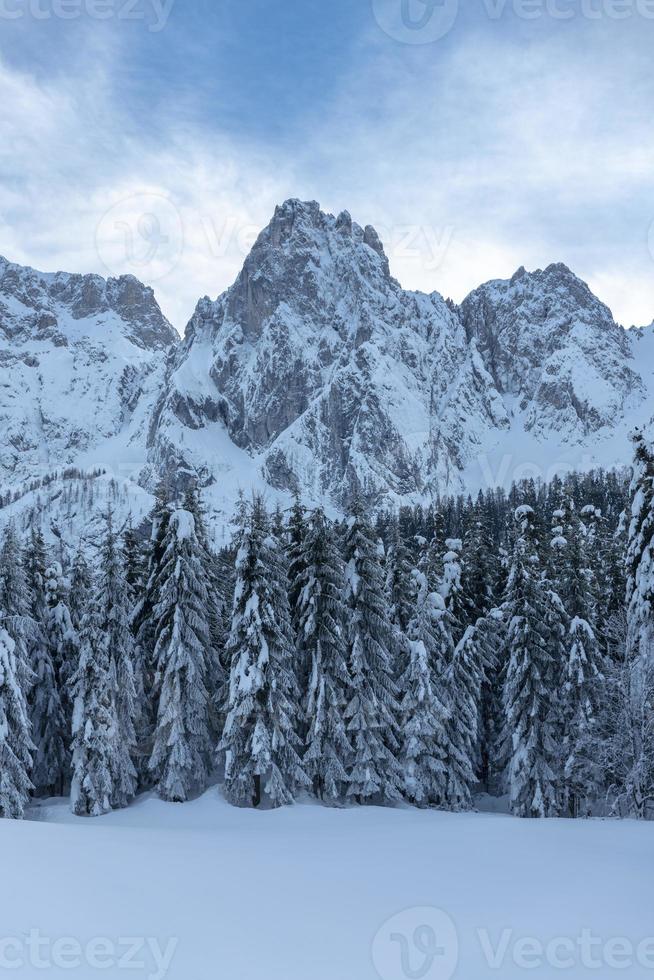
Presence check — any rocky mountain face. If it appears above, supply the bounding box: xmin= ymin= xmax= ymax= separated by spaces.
xmin=1 ymin=202 xmax=651 ymax=524
xmin=460 ymin=263 xmax=642 ymax=441
xmin=0 ymin=258 xmax=177 ymax=484
xmin=149 ymin=200 xmax=510 ymax=506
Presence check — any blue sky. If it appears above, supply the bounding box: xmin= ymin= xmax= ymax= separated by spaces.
xmin=1 ymin=0 xmax=653 ymax=330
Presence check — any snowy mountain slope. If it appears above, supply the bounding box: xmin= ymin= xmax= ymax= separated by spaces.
xmin=0 ymin=257 xmax=177 ymax=486
xmin=0 ymin=470 xmax=154 ymax=559
xmin=1 ymin=203 xmax=652 ymax=521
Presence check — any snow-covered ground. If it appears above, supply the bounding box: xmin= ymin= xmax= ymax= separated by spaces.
xmin=1 ymin=792 xmax=652 ymax=979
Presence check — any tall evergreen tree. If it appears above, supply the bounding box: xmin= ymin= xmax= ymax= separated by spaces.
xmin=0 ymin=625 xmax=34 ymax=819
xmin=97 ymin=512 xmax=139 ymax=807
xmin=149 ymin=509 xmax=213 ymax=802
xmin=44 ymin=562 xmax=77 ymax=794
xmin=70 ymin=593 xmax=119 ymax=818
xmin=446 ymin=621 xmax=495 ymax=808
xmin=556 ymin=506 xmax=604 ymax=816
xmin=502 ymin=506 xmax=561 ymax=818
xmin=294 ymin=508 xmax=353 ymax=802
xmin=22 ymin=528 xmax=66 ymax=798
xmin=342 ymin=507 xmax=403 ymax=804
xmin=398 ymin=569 xmax=451 ymax=807
xmin=222 ymin=499 xmax=307 ymax=807
xmin=626 ymin=430 xmax=654 ymax=668
xmin=182 ymin=484 xmax=228 ymax=744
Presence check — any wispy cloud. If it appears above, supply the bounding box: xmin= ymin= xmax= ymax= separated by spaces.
xmin=1 ymin=5 xmax=653 ymax=330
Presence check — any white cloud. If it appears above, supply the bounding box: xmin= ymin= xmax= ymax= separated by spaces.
xmin=1 ymin=14 xmax=654 ymax=331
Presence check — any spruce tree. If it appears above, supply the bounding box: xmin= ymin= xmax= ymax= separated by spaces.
xmin=398 ymin=569 xmax=451 ymax=807
xmin=446 ymin=622 xmax=494 ymax=808
xmin=342 ymin=507 xmax=403 ymax=804
xmin=295 ymin=509 xmax=353 ymax=802
xmin=0 ymin=525 xmax=34 ymax=695
xmin=557 ymin=506 xmax=604 ymax=816
xmin=626 ymin=430 xmax=654 ymax=668
xmin=181 ymin=484 xmax=227 ymax=745
xmin=502 ymin=505 xmax=561 ymax=818
xmin=440 ymin=538 xmax=466 ymax=646
xmin=222 ymin=498 xmax=308 ymax=808
xmin=149 ymin=509 xmax=213 ymax=802
xmin=22 ymin=529 xmax=66 ymax=798
xmin=0 ymin=627 xmax=34 ymax=818
xmin=70 ymin=595 xmax=119 ymax=818
xmin=97 ymin=512 xmax=139 ymax=807
xmin=44 ymin=563 xmax=77 ymax=794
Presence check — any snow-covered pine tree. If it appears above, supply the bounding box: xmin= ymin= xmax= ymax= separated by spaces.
xmin=440 ymin=538 xmax=466 ymax=646
xmin=133 ymin=482 xmax=173 ymax=679
xmin=69 ymin=590 xmax=120 ymax=818
xmin=0 ymin=626 xmax=34 ymax=818
xmin=418 ymin=508 xmax=446 ymax=592
xmin=44 ymin=562 xmax=78 ymax=794
xmin=626 ymin=429 xmax=654 ymax=668
xmin=446 ymin=619 xmax=496 ymax=809
xmin=96 ymin=512 xmax=139 ymax=806
xmin=384 ymin=526 xmax=414 ymax=635
xmin=398 ymin=568 xmax=451 ymax=807
xmin=502 ymin=505 xmax=561 ymax=818
xmin=461 ymin=504 xmax=495 ymax=625
xmin=29 ymin=622 xmax=66 ymax=798
xmin=149 ymin=508 xmax=213 ymax=803
xmin=131 ymin=483 xmax=173 ymax=777
xmin=222 ymin=498 xmax=307 ymax=808
xmin=123 ymin=517 xmax=146 ymax=603
xmin=21 ymin=527 xmax=66 ymax=798
xmin=294 ymin=508 xmax=353 ymax=802
xmin=342 ymin=505 xmax=403 ymax=805
xmin=181 ymin=484 xmax=228 ymax=745
xmin=69 ymin=547 xmax=92 ymax=633
xmin=605 ymin=653 xmax=654 ymax=819
xmin=556 ymin=505 xmax=604 ymax=817
xmin=0 ymin=524 xmax=34 ymax=697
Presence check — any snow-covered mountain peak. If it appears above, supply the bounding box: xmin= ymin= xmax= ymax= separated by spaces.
xmin=2 ymin=204 xmax=653 ymax=525
xmin=151 ymin=200 xmax=509 ymax=509
xmin=0 ymin=257 xmax=177 ymax=351
xmin=459 ymin=261 xmax=640 ymax=441
xmin=0 ymin=257 xmax=177 ymax=486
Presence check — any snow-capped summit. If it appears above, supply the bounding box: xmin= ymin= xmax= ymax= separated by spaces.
xmin=149 ymin=199 xmax=509 ymax=507
xmin=459 ymin=262 xmax=642 ymax=440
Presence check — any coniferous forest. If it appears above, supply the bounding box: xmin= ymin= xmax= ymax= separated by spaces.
xmin=1 ymin=436 xmax=653 ymax=822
